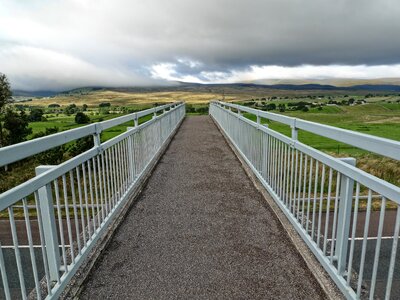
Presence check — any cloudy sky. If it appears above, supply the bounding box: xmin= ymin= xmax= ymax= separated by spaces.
xmin=1 ymin=0 xmax=400 ymax=91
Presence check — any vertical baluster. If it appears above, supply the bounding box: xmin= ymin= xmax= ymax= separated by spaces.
xmin=292 ymin=150 xmax=299 ymax=215
xmin=356 ymin=190 xmax=373 ymax=298
xmin=101 ymin=152 xmax=110 ymax=217
xmin=87 ymin=160 xmax=96 ymax=231
xmin=75 ymin=167 xmax=87 ymax=245
xmin=34 ymin=191 xmax=53 ymax=295
xmin=369 ymin=196 xmax=386 ymax=299
xmin=62 ymin=174 xmax=75 ymax=263
xmin=385 ymin=205 xmax=400 ymax=300
xmin=92 ymin=157 xmax=101 ymax=227
xmin=306 ymin=158 xmax=314 ymax=233
xmin=22 ymin=198 xmax=41 ymax=299
xmin=296 ymin=152 xmax=303 ymax=220
xmin=8 ymin=206 xmax=27 ymax=299
xmin=311 ymin=161 xmax=319 ymax=241
xmin=97 ymin=155 xmax=105 ymax=224
xmin=54 ymin=180 xmax=68 ymax=272
xmin=288 ymin=146 xmax=295 ymax=211
xmin=111 ymin=146 xmax=118 ymax=207
xmin=285 ymin=147 xmax=292 ymax=206
xmin=82 ymin=163 xmax=92 ymax=238
xmin=0 ymin=242 xmax=11 ymax=300
xmin=317 ymin=164 xmax=326 ymax=247
xmin=301 ymin=155 xmax=308 ymax=227
xmin=347 ymin=183 xmax=360 ymax=285
xmin=69 ymin=171 xmax=81 ymax=253
xmin=330 ymin=173 xmax=341 ymax=264
xmin=323 ymin=168 xmax=333 ymax=254
xmin=282 ymin=144 xmax=288 ymax=203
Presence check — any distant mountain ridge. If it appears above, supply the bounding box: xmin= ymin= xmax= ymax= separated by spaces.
xmin=232 ymin=83 xmax=400 ymax=91
xmin=12 ymin=90 xmax=58 ymax=97
xmin=12 ymin=80 xmax=400 ymax=97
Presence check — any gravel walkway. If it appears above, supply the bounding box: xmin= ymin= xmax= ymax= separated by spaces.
xmin=79 ymin=116 xmax=326 ymax=299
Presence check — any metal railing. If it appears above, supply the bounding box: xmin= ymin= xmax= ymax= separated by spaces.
xmin=0 ymin=102 xmax=185 ymax=299
xmin=210 ymin=101 xmax=400 ymax=300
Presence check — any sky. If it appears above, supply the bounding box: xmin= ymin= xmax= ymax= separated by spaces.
xmin=1 ymin=0 xmax=400 ymax=91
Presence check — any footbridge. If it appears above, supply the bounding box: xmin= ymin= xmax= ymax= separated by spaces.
xmin=0 ymin=101 xmax=400 ymax=299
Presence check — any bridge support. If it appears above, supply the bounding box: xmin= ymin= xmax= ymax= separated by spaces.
xmin=35 ymin=165 xmax=61 ymax=282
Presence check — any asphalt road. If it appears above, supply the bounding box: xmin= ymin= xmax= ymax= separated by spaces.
xmin=79 ymin=116 xmax=326 ymax=299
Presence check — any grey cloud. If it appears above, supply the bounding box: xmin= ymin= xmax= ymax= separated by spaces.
xmin=1 ymin=0 xmax=400 ymax=90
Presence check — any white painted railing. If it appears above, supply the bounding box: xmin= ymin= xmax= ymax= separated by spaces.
xmin=210 ymin=101 xmax=400 ymax=300
xmin=0 ymin=102 xmax=185 ymax=299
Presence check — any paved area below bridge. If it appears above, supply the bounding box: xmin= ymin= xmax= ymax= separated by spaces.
xmin=79 ymin=116 xmax=326 ymax=299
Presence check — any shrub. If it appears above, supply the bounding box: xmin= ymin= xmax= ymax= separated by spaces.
xmin=48 ymin=103 xmax=60 ymax=108
xmin=75 ymin=112 xmax=90 ymax=124
xmin=29 ymin=108 xmax=44 ymax=122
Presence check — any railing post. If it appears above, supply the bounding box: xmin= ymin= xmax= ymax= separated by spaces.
xmin=335 ymin=157 xmax=356 ymax=275
xmin=127 ymin=127 xmax=136 ymax=181
xmin=153 ymin=107 xmax=157 ymax=119
xmin=93 ymin=123 xmax=102 ymax=148
xmin=35 ymin=165 xmax=60 ymax=282
xmin=291 ymin=119 xmax=298 ymax=140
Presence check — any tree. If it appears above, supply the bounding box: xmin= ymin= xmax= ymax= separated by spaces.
xmin=82 ymin=104 xmax=88 ymax=111
xmin=0 ymin=73 xmax=13 ymax=146
xmin=32 ymin=127 xmax=64 ymax=164
xmin=264 ymin=103 xmax=276 ymax=111
xmin=75 ymin=112 xmax=90 ymax=124
xmin=64 ymin=104 xmax=78 ymax=115
xmin=3 ymin=108 xmax=32 ymax=145
xmin=99 ymin=102 xmax=111 ymax=108
xmin=195 ymin=106 xmax=208 ymax=114
xmin=29 ymin=108 xmax=44 ymax=122
xmin=68 ymin=136 xmax=94 ymax=157
xmin=186 ymin=104 xmax=195 ymax=113
xmin=48 ymin=103 xmax=60 ymax=108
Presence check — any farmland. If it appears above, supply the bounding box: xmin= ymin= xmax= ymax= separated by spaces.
xmin=5 ymin=86 xmax=400 ymax=191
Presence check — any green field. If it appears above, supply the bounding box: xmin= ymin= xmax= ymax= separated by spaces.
xmin=237 ymin=101 xmax=400 ymax=187
xmin=5 ymin=92 xmax=400 ymax=191
xmin=242 ymin=102 xmax=400 ymax=154
xmin=28 ymin=108 xmax=156 ymax=142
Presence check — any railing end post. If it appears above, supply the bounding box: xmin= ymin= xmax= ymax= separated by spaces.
xmin=35 ymin=165 xmax=61 ymax=282
xmin=336 ymin=157 xmax=357 ymax=275
xmin=291 ymin=119 xmax=298 ymax=140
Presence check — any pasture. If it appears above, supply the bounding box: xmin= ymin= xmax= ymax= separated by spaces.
xmin=8 ymin=88 xmax=400 ymax=189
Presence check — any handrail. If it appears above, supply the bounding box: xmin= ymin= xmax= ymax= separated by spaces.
xmin=218 ymin=103 xmax=400 ymax=204
xmin=210 ymin=101 xmax=400 ymax=299
xmin=0 ymin=102 xmax=186 ymax=300
xmin=0 ymin=103 xmax=185 ymax=209
xmin=0 ymin=102 xmax=182 ymax=167
xmin=215 ymin=101 xmax=400 ymax=161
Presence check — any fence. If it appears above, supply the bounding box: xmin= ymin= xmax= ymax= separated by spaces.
xmin=210 ymin=101 xmax=400 ymax=299
xmin=0 ymin=102 xmax=185 ymax=299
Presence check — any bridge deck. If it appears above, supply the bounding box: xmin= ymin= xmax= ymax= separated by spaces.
xmin=80 ymin=116 xmax=326 ymax=299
